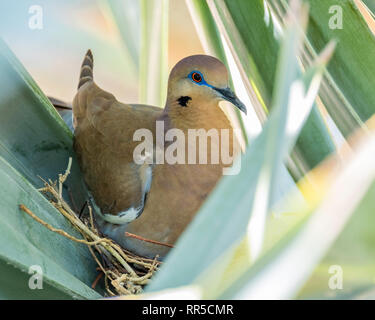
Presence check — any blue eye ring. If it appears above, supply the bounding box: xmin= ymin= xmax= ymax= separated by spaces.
xmin=188 ymin=70 xmax=206 ymax=85
xmin=188 ymin=70 xmax=214 ymax=88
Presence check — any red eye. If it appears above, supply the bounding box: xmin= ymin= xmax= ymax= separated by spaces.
xmin=192 ymin=72 xmax=202 ymax=83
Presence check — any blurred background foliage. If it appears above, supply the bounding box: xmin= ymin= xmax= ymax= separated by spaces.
xmin=0 ymin=0 xmax=375 ymax=299
xmin=0 ymin=0 xmax=203 ymax=104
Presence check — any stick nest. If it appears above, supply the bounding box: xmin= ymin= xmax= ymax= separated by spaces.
xmin=19 ymin=158 xmax=163 ymax=297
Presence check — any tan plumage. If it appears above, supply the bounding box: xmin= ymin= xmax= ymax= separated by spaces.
xmin=73 ymin=50 xmax=246 ymax=258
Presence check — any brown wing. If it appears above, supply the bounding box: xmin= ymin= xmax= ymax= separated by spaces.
xmin=72 ymin=81 xmax=162 ymax=216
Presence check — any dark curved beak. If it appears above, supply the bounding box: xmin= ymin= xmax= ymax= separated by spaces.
xmin=213 ymin=87 xmax=247 ymax=115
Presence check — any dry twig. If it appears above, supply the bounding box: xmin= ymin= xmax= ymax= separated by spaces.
xmin=20 ymin=157 xmax=163 ymax=296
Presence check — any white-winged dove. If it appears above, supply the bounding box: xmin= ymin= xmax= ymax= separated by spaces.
xmin=72 ymin=50 xmax=246 ymax=259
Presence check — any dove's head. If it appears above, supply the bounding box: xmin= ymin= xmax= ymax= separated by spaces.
xmin=166 ymin=55 xmax=247 ymax=115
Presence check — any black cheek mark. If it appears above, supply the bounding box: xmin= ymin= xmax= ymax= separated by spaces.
xmin=177 ymin=96 xmax=192 ymax=107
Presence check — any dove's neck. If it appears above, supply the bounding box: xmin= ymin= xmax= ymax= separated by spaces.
xmin=162 ymin=98 xmax=233 ymax=132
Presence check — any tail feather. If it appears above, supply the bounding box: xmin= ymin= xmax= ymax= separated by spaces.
xmin=78 ymin=49 xmax=94 ymax=89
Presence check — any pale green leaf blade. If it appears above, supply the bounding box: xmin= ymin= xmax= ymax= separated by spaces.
xmin=0 ymin=39 xmax=100 ymax=298
xmin=146 ymin=7 xmax=330 ymax=292
xmin=0 ymin=39 xmax=88 ymax=206
xmin=299 ymin=183 xmax=375 ymax=298
xmin=215 ymin=0 xmax=336 ymax=175
xmin=308 ymin=0 xmax=375 ymax=123
xmin=220 ymin=134 xmax=375 ymax=299
xmin=0 ymin=260 xmax=71 ymax=299
xmin=271 ymin=0 xmax=375 ymax=136
xmin=99 ymin=0 xmax=140 ymax=72
xmin=185 ymin=0 xmax=226 ymax=61
xmin=140 ymin=0 xmax=169 ymax=107
xmin=0 ymin=156 xmax=101 ymax=299
xmin=363 ymin=0 xmax=375 ymax=15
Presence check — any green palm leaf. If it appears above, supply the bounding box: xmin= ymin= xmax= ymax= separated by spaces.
xmin=0 ymin=39 xmax=100 ymax=299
